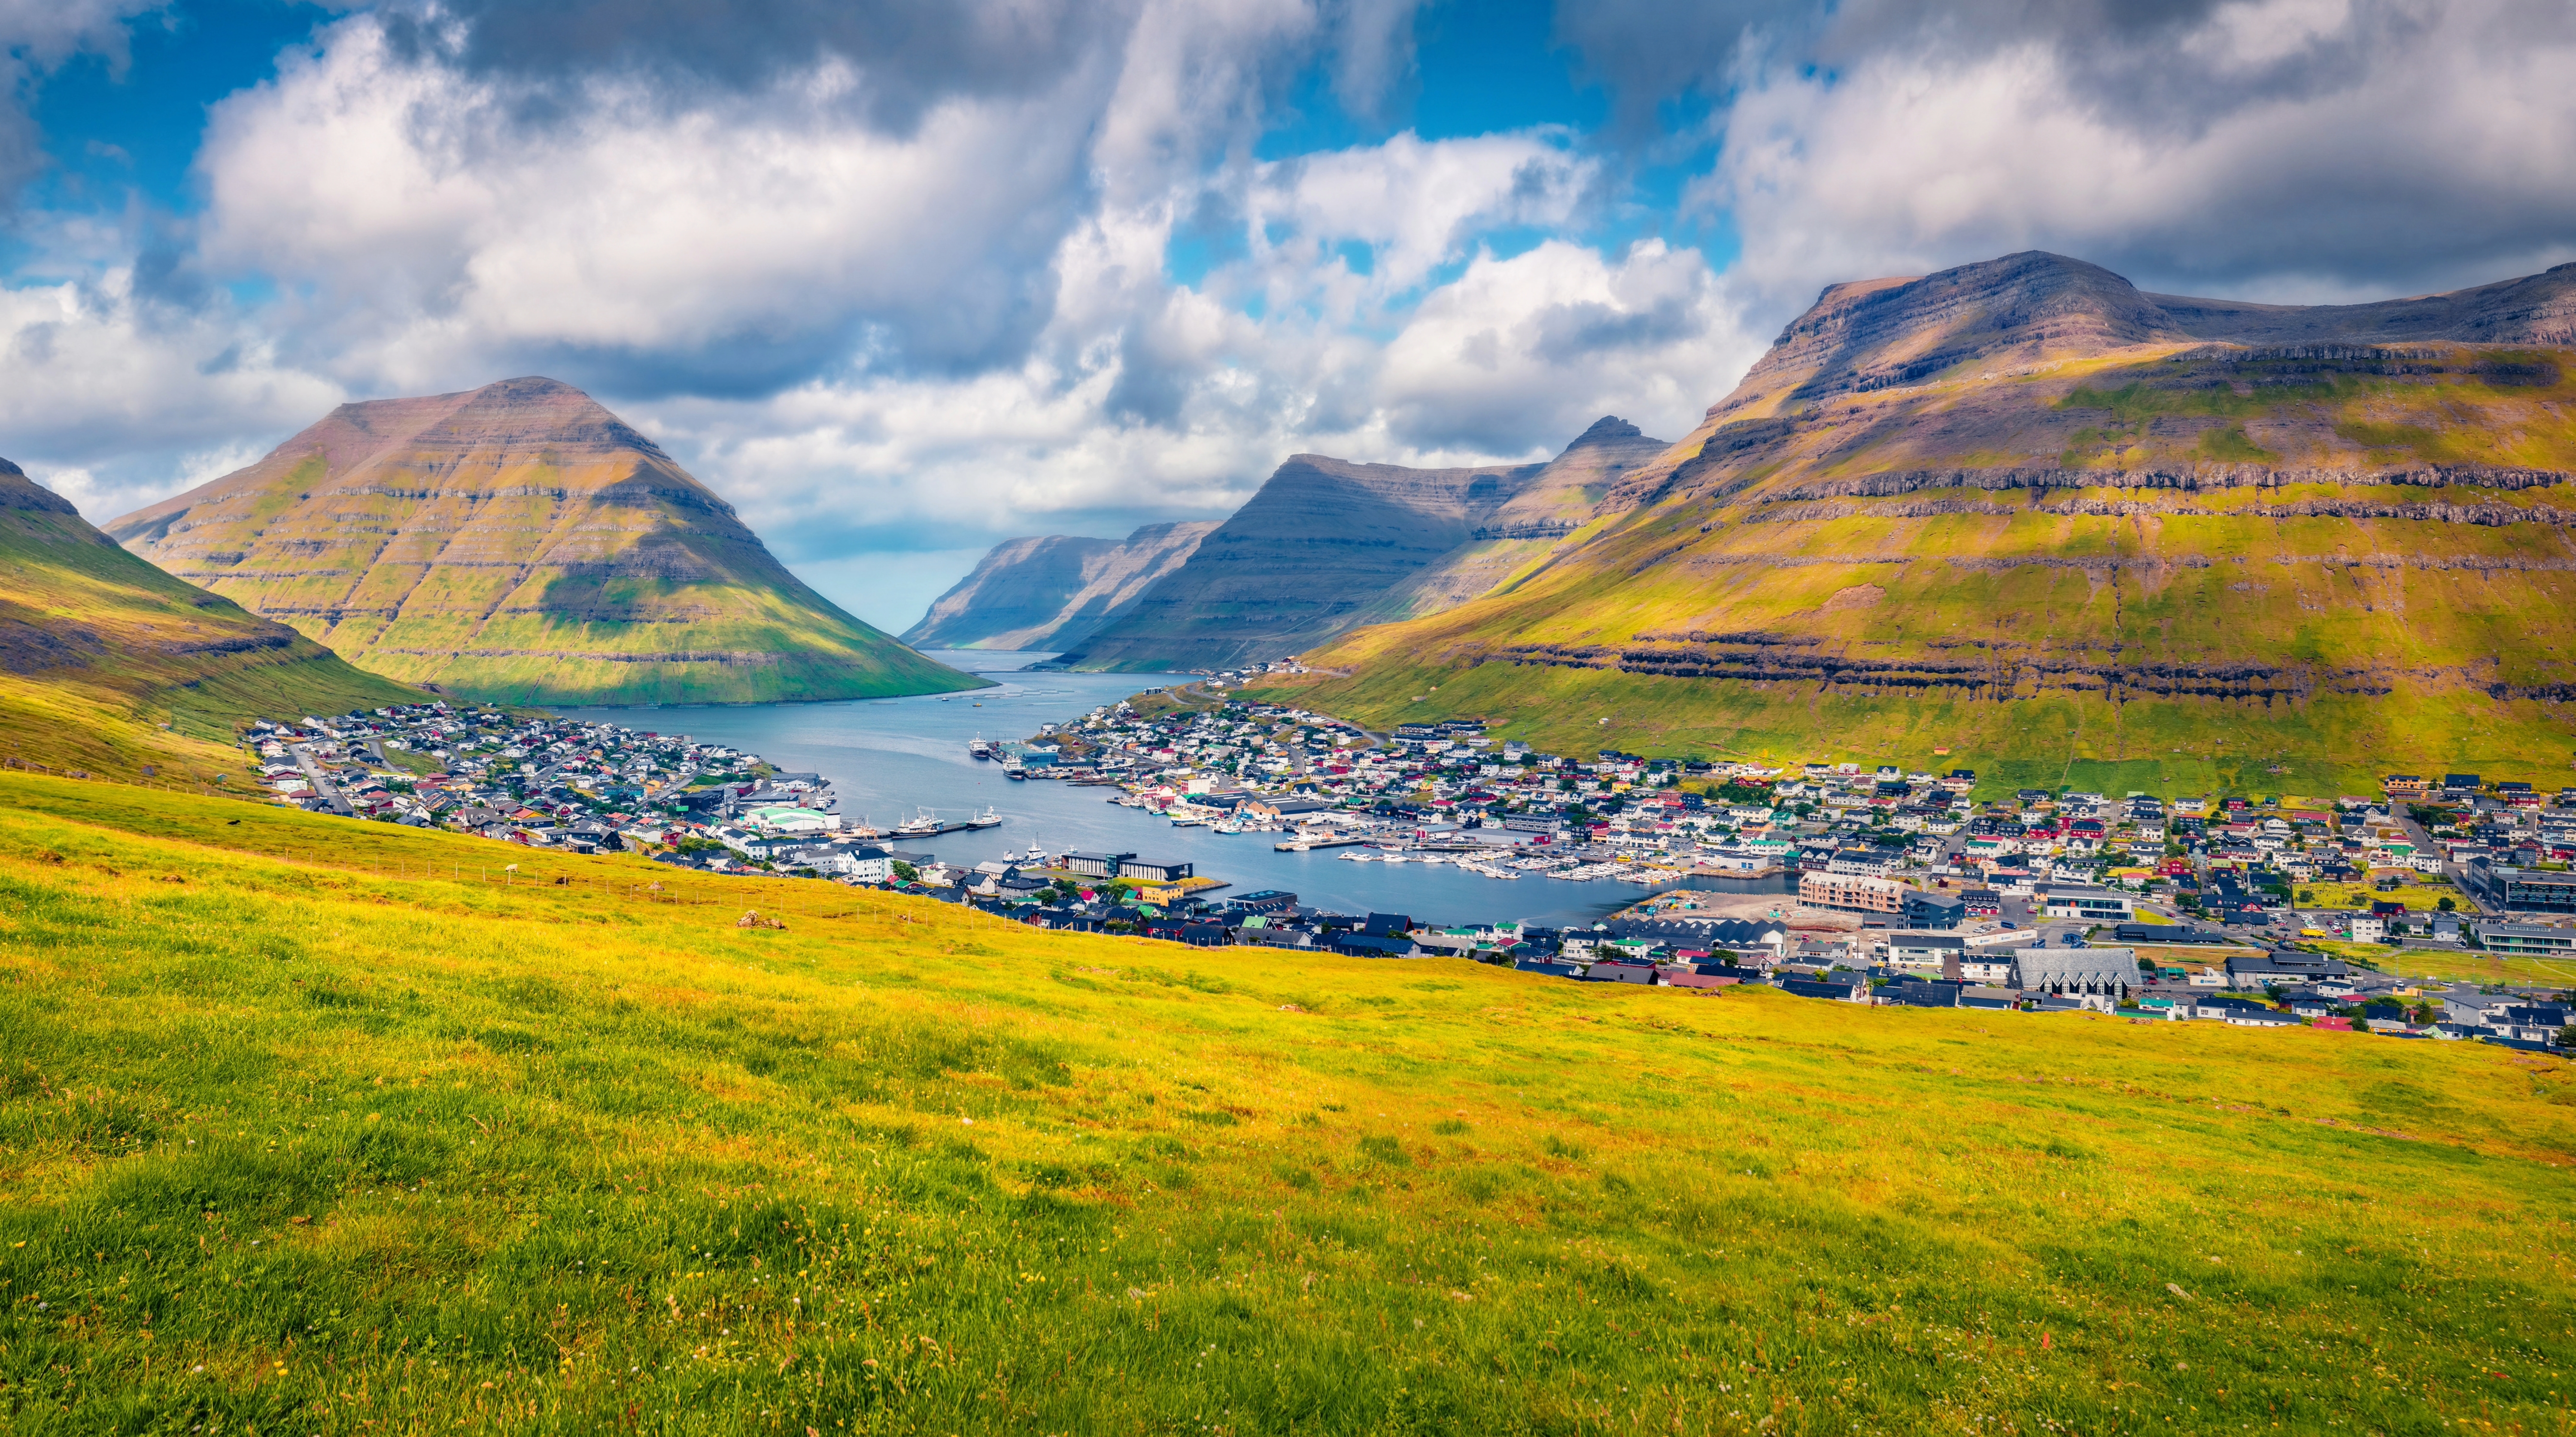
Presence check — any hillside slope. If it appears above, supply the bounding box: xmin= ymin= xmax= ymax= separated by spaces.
xmin=106 ymin=377 xmax=984 ymax=706
xmin=2 ymin=772 xmax=2570 ymax=1432
xmin=902 ymin=520 xmax=1218 ymax=651
xmin=1268 ymin=253 xmax=2576 ymax=795
xmin=1066 ymin=417 xmax=1666 ymax=672
xmin=0 ymin=456 xmax=424 ymax=779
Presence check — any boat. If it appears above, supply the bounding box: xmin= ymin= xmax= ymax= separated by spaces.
xmin=963 ymin=806 xmax=1003 ymax=830
xmin=1006 ymin=768 xmax=1028 ymax=780
xmin=969 ymin=737 xmax=993 ymax=760
xmin=894 ymin=809 xmax=941 ymax=838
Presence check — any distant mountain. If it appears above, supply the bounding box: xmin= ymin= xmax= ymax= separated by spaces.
xmin=1060 ymin=417 xmax=1668 ymax=672
xmin=903 ymin=521 xmax=1219 ymax=652
xmin=1 ymin=456 xmax=425 ymax=779
xmin=1268 ymin=252 xmax=2576 ymax=794
xmin=106 ymin=378 xmax=985 ymax=706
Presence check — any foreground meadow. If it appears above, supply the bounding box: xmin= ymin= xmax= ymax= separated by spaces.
xmin=0 ymin=774 xmax=2570 ymax=1434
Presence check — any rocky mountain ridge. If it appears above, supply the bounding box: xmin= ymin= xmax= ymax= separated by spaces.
xmin=1055 ymin=415 xmax=1668 ymax=672
xmin=902 ymin=521 xmax=1218 ymax=652
xmin=107 ymin=377 xmax=982 ymax=706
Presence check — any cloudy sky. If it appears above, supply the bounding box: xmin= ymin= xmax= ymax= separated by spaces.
xmin=5 ymin=0 xmax=2573 ymax=630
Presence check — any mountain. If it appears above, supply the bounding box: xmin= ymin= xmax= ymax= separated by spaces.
xmin=106 ymin=377 xmax=985 ymax=706
xmin=1264 ymin=252 xmax=2576 ymax=795
xmin=902 ymin=520 xmax=1219 ymax=652
xmin=1060 ymin=417 xmax=1668 ymax=672
xmin=1 ymin=456 xmax=425 ymax=779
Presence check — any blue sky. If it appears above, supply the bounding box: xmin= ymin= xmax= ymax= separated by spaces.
xmin=4 ymin=0 xmax=2573 ymax=629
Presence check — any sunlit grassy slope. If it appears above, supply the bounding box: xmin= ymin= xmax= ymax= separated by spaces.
xmin=3 ymin=774 xmax=2572 ymax=1433
xmin=0 ymin=473 xmax=425 ymax=783
xmin=1264 ymin=346 xmax=2576 ymax=794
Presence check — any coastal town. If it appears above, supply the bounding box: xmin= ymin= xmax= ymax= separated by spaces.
xmin=236 ymin=692 xmax=2573 ymax=1050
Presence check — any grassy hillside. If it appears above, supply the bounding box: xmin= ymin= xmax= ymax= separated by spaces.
xmin=1265 ymin=343 xmax=2576 ymax=794
xmin=2 ymin=773 xmax=2571 ymax=1432
xmin=0 ymin=470 xmax=426 ymax=783
xmin=106 ymin=379 xmax=985 ymax=706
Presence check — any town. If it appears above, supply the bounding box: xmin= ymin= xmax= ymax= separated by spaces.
xmin=237 ymin=692 xmax=2573 ymax=1052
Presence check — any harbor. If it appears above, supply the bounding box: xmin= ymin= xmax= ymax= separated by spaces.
xmin=565 ymin=650 xmax=1766 ymax=928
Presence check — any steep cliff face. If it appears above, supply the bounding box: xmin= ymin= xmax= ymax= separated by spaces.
xmin=107 ymin=378 xmax=983 ymax=705
xmin=1268 ymin=253 xmax=2576 ymax=793
xmin=1062 ymin=417 xmax=1668 ymax=672
xmin=1 ymin=457 xmax=425 ymax=777
xmin=902 ymin=521 xmax=1218 ymax=652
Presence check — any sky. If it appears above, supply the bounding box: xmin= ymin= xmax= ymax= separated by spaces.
xmin=4 ymin=0 xmax=2574 ymax=632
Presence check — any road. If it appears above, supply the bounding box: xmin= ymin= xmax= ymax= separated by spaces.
xmin=291 ymin=743 xmax=353 ymax=817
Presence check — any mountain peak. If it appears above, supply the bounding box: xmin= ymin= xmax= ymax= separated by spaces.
xmin=103 ymin=384 xmax=979 ymax=705
xmin=1561 ymin=416 xmax=1646 ymax=452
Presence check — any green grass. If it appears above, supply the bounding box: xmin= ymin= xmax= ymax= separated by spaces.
xmin=0 ymin=507 xmax=428 ymax=783
xmin=3 ymin=774 xmax=2574 ymax=1433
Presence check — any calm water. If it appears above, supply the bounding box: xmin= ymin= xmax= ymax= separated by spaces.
xmin=565 ymin=650 xmax=1784 ymax=928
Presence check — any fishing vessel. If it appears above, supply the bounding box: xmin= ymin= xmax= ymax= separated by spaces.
xmin=969 ymin=737 xmax=992 ymax=760
xmin=893 ymin=809 xmax=942 ymax=838
xmin=963 ymin=806 xmax=1003 ymax=830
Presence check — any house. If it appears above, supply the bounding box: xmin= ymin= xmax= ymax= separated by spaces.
xmin=2014 ymin=947 xmax=2141 ymax=1000
xmin=1958 ymin=888 xmax=2003 ymax=916
xmin=2038 ymin=885 xmax=2135 ymax=922
xmin=1117 ymin=857 xmax=1195 ymax=884
xmin=1224 ymin=889 xmax=1299 ymax=915
xmin=2476 ymin=922 xmax=2576 ymax=956
xmin=1584 ymin=959 xmax=1658 ymax=985
xmin=2224 ymin=952 xmax=2351 ymax=989
xmin=2468 ymin=864 xmax=2576 ymax=916
xmin=1061 ymin=850 xmax=1136 ymax=879
xmin=2383 ymin=774 xmax=2430 ymax=800
xmin=1331 ymin=932 xmax=1419 ymax=958
xmin=2441 ymin=773 xmax=2483 ymax=798
xmin=1880 ymin=977 xmax=1963 ymax=1008
xmin=837 ymin=845 xmax=894 ymax=883
xmin=1902 ymin=890 xmax=1967 ymax=930
xmin=1887 ymin=932 xmax=1968 ymax=972
xmin=1361 ymin=913 xmax=1415 ymax=937
xmin=2347 ymin=914 xmax=2386 ymax=942
xmin=1953 ymin=950 xmax=2019 ymax=984
xmin=1800 ymin=871 xmax=1905 ymax=914
xmin=2224 ymin=1009 xmax=2306 ymax=1029
xmin=1776 ymin=975 xmax=1868 ymax=1002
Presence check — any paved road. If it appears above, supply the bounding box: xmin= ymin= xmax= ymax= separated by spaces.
xmin=291 ymin=744 xmax=352 ymax=817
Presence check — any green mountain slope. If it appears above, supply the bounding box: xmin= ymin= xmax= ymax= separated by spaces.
xmin=1264 ymin=253 xmax=2576 ymax=794
xmin=105 ymin=377 xmax=986 ymax=706
xmin=0 ymin=456 xmax=425 ymax=779
xmin=4 ymin=773 xmax=2570 ymax=1432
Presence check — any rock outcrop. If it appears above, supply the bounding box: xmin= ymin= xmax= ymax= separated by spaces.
xmin=1062 ymin=416 xmax=1667 ymax=672
xmin=902 ymin=521 xmax=1219 ymax=652
xmin=106 ymin=378 xmax=983 ymax=706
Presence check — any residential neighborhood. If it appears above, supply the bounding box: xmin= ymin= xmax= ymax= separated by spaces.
xmin=235 ymin=695 xmax=2575 ymax=1052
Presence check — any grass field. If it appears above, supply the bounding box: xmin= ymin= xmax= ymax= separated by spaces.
xmin=3 ymin=773 xmax=2573 ymax=1434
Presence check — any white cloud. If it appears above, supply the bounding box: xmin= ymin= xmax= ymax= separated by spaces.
xmin=0 ymin=271 xmax=343 ymax=509
xmin=1699 ymin=0 xmax=2576 ymax=305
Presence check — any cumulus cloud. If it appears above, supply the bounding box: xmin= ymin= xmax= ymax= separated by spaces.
xmin=1589 ymin=0 xmax=2576 ymax=304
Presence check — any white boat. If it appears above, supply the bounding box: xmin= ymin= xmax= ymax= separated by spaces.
xmin=893 ymin=808 xmax=941 ymax=837
xmin=969 ymin=737 xmax=993 ymax=760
